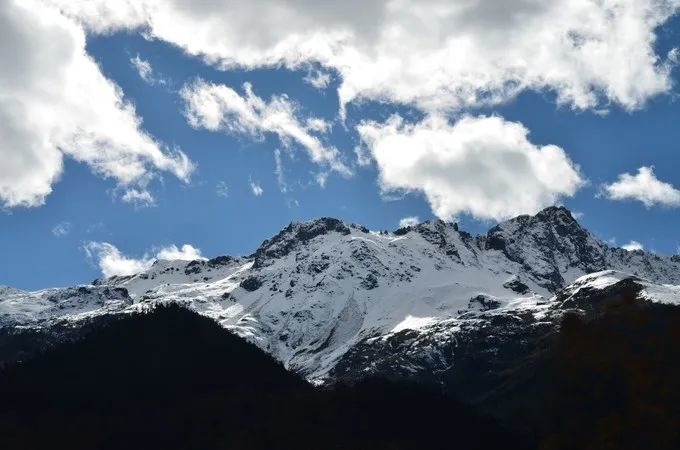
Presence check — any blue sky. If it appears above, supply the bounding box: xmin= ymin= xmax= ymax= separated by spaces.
xmin=3 ymin=1 xmax=680 ymax=289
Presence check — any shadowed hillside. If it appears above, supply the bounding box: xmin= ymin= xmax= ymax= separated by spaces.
xmin=0 ymin=304 xmax=525 ymax=450
xmin=465 ymin=283 xmax=680 ymax=450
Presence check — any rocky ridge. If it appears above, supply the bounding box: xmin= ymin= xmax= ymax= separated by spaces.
xmin=1 ymin=207 xmax=679 ymax=385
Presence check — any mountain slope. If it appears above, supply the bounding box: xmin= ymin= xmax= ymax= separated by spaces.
xmin=1 ymin=207 xmax=679 ymax=386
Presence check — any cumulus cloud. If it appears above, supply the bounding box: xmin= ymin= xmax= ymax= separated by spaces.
xmin=180 ymin=78 xmax=350 ymax=175
xmin=51 ymin=221 xmax=71 ymax=237
xmin=622 ymin=240 xmax=644 ymax=251
xmin=156 ymin=244 xmax=205 ymax=261
xmin=357 ymin=115 xmax=584 ymax=221
xmin=0 ymin=1 xmax=193 ymax=209
xmin=602 ymin=166 xmax=680 ymax=207
xmin=84 ymin=242 xmax=152 ymax=278
xmin=49 ymin=0 xmax=678 ymax=115
xmin=398 ymin=216 xmax=420 ymax=228
xmin=84 ymin=242 xmax=205 ymax=278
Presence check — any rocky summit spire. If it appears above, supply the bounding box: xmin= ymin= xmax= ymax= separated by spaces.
xmin=253 ymin=218 xmax=351 ymax=268
xmin=485 ymin=206 xmax=607 ymax=291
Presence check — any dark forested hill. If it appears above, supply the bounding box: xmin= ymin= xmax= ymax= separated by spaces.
xmin=0 ymin=304 xmax=525 ymax=450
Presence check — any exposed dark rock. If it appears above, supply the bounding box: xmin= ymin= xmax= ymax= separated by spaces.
xmin=393 ymin=227 xmax=411 ymax=236
xmin=484 ymin=206 xmax=607 ymax=291
xmin=103 ymin=287 xmax=130 ymax=300
xmin=360 ymin=273 xmax=379 ymax=290
xmin=503 ymin=277 xmax=530 ymax=295
xmin=207 ymin=255 xmax=233 ymax=267
xmin=184 ymin=260 xmax=203 ymax=275
xmin=351 ymin=223 xmax=370 ymax=233
xmin=309 ymin=259 xmax=330 ymax=274
xmin=413 ymin=220 xmax=462 ymax=261
xmin=253 ymin=218 xmax=351 ymax=268
xmin=468 ymin=294 xmax=501 ymax=311
xmin=240 ymin=276 xmax=263 ymax=292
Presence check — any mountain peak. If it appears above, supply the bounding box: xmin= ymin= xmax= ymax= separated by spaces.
xmin=535 ymin=205 xmax=574 ymax=219
xmin=3 ymin=207 xmax=680 ymax=394
xmin=393 ymin=218 xmax=459 ymax=237
xmin=0 ymin=285 xmax=24 ymax=297
xmin=253 ymin=217 xmax=351 ymax=268
xmin=534 ymin=205 xmax=580 ymax=227
xmin=490 ymin=206 xmax=584 ymax=238
xmin=486 ymin=206 xmax=604 ymax=291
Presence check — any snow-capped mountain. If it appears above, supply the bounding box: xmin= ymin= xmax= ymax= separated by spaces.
xmin=1 ymin=206 xmax=679 ymax=385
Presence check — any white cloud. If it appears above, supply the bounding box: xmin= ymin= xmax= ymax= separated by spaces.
xmin=84 ymin=242 xmax=152 ymax=278
xmin=130 ymin=54 xmax=159 ymax=85
xmin=602 ymin=166 xmax=680 ymax=207
xmin=622 ymin=240 xmax=644 ymax=251
xmin=84 ymin=241 xmax=205 ymax=278
xmin=305 ymin=117 xmax=331 ymax=134
xmin=315 ymin=171 xmax=329 ymax=188
xmin=155 ymin=244 xmax=205 ymax=261
xmin=51 ymin=221 xmax=71 ymax=237
xmin=357 ymin=115 xmax=584 ymax=221
xmin=49 ymin=0 xmax=679 ymax=115
xmin=274 ymin=149 xmax=287 ymax=193
xmin=398 ymin=216 xmax=419 ymax=228
xmin=130 ymin=54 xmax=152 ymax=83
xmin=121 ymin=188 xmax=155 ymax=207
xmin=353 ymin=145 xmax=372 ymax=167
xmin=216 ymin=181 xmax=229 ymax=198
xmin=0 ymin=1 xmax=193 ymax=209
xmin=249 ymin=178 xmax=264 ymax=196
xmin=304 ymin=69 xmax=332 ymax=90
xmin=180 ymin=78 xmax=350 ymax=175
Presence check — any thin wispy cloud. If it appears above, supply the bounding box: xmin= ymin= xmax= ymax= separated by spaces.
xmin=216 ymin=181 xmax=229 ymax=198
xmin=274 ymin=149 xmax=288 ymax=193
xmin=249 ymin=178 xmax=264 ymax=197
xmin=51 ymin=221 xmax=72 ymax=237
xmin=180 ymin=79 xmax=350 ymax=176
xmin=130 ymin=54 xmax=154 ymax=84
